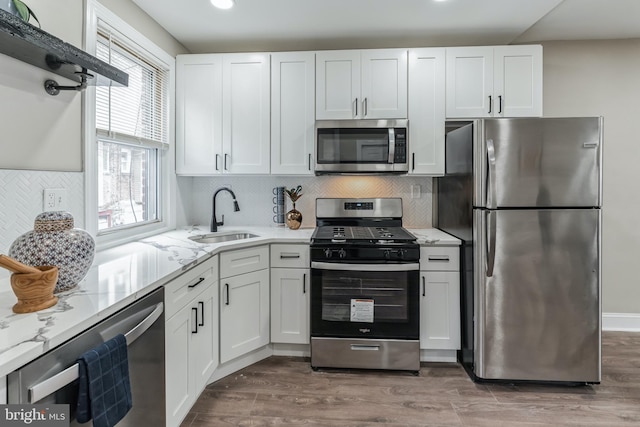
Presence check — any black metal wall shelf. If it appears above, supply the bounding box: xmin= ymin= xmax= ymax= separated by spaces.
xmin=0 ymin=8 xmax=128 ymax=89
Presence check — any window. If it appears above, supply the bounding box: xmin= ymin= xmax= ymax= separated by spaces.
xmin=85 ymin=1 xmax=175 ymax=246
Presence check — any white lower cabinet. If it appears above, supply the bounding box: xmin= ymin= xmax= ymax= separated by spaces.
xmin=271 ymin=268 xmax=310 ymax=344
xmin=165 ymin=256 xmax=219 ymax=427
xmin=420 ymin=247 xmax=461 ymax=352
xmin=220 ymin=246 xmax=270 ymax=364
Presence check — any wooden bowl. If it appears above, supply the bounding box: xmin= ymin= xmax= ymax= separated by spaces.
xmin=10 ymin=266 xmax=59 ymax=314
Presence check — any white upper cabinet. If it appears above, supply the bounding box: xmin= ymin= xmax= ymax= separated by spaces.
xmin=494 ymin=45 xmax=543 ymax=118
xmin=223 ymin=53 xmax=271 ymax=174
xmin=316 ymin=49 xmax=407 ymax=120
xmin=176 ymin=53 xmax=270 ymax=175
xmin=408 ymin=48 xmax=446 ymax=175
xmin=446 ymin=45 xmax=542 ymax=118
xmin=271 ymin=52 xmax=316 ymax=175
xmin=176 ymin=55 xmax=223 ymax=175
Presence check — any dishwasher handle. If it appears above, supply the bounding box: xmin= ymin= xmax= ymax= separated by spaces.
xmin=28 ymin=301 xmax=164 ymax=404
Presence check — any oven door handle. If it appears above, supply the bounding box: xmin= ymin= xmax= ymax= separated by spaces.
xmin=311 ymin=262 xmax=420 ymax=272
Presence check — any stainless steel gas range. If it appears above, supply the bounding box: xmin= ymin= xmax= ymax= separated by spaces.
xmin=310 ymin=198 xmax=420 ymax=373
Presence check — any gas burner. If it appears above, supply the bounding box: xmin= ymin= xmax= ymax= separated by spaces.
xmin=333 ymin=227 xmax=346 ymax=238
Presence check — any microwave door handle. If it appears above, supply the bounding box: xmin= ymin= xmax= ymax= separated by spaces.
xmin=388 ymin=128 xmax=395 ymax=163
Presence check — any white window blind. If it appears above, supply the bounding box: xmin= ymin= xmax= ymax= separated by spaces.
xmin=95 ymin=20 xmax=169 ymax=150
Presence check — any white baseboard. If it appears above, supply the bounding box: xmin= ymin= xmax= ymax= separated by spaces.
xmin=420 ymin=349 xmax=457 ymax=363
xmin=603 ymin=312 xmax=640 ymax=332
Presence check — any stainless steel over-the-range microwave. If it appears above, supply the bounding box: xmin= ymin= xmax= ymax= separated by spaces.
xmin=314 ymin=120 xmax=408 ymax=174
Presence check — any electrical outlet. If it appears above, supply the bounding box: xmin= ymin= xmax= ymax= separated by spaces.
xmin=43 ymin=189 xmax=68 ymax=212
xmin=411 ymin=184 xmax=421 ymax=199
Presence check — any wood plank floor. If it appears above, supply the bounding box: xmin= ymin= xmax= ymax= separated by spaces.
xmin=181 ymin=332 xmax=640 ymax=426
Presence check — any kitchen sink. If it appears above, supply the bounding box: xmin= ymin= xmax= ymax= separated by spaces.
xmin=188 ymin=231 xmax=260 ymax=244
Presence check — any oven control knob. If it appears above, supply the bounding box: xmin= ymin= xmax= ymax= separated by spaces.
xmin=396 ymin=249 xmax=405 ymax=259
xmin=324 ymin=248 xmax=332 ymax=258
xmin=384 ymin=249 xmax=391 ymax=259
xmin=338 ymin=249 xmax=347 ymax=259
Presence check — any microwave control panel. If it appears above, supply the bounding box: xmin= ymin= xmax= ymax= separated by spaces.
xmin=393 ymin=128 xmax=407 ymax=163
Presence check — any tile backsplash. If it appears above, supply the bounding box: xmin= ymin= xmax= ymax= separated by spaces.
xmin=186 ymin=175 xmax=433 ymax=229
xmin=0 ymin=170 xmax=84 ymax=280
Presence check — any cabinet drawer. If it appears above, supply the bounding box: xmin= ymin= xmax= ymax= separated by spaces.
xmin=220 ymin=245 xmax=269 ymax=278
xmin=165 ymin=255 xmax=218 ymax=319
xmin=270 ymin=244 xmax=310 ymax=268
xmin=420 ymin=246 xmax=459 ymax=271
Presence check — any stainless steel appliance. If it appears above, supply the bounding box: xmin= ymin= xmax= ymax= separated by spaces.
xmin=8 ymin=287 xmax=165 ymax=426
xmin=315 ymin=120 xmax=408 ymax=174
xmin=310 ymin=198 xmax=420 ymax=373
xmin=436 ymin=117 xmax=602 ymax=384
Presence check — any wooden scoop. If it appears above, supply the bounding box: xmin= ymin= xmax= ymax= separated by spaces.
xmin=0 ymin=254 xmax=42 ymax=275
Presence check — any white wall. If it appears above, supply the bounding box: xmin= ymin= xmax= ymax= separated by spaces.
xmin=0 ymin=0 xmax=187 ymax=172
xmin=542 ymin=39 xmax=640 ymax=314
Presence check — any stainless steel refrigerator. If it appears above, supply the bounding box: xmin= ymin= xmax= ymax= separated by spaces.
xmin=436 ymin=117 xmax=602 ymax=384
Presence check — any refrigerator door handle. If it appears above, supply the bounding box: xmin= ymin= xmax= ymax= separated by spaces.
xmin=486 ymin=211 xmax=496 ymax=277
xmin=486 ymin=139 xmax=497 ymax=208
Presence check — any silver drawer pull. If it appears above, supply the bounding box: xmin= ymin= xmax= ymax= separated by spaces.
xmin=351 ymin=344 xmax=380 ymax=351
xmin=280 ymin=254 xmax=300 ymax=259
xmin=428 ymin=255 xmax=450 ymax=261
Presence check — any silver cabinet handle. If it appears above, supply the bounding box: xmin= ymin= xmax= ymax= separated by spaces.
xmin=28 ymin=302 xmax=164 ymax=403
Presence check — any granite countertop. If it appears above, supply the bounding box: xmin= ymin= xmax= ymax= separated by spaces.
xmin=0 ymin=225 xmax=459 ymax=377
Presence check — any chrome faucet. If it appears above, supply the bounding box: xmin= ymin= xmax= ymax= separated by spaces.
xmin=211 ymin=187 xmax=240 ymax=232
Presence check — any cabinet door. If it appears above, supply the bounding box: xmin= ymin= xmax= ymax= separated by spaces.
xmin=408 ymin=48 xmax=445 ymax=175
xmin=271 ymin=268 xmax=309 ymax=344
xmin=420 ymin=271 xmax=461 ymax=350
xmin=176 ymin=54 xmax=223 ymax=175
xmin=494 ymin=45 xmax=543 ymax=117
xmin=271 ymin=52 xmax=315 ymax=175
xmin=445 ymin=47 xmax=494 ymax=118
xmin=165 ymin=304 xmax=194 ymax=427
xmin=222 ymin=53 xmax=271 ymax=174
xmin=220 ymin=269 xmax=270 ymax=363
xmin=361 ymin=49 xmax=408 ymax=119
xmin=316 ymin=50 xmax=360 ymax=119
xmin=191 ymin=283 xmax=219 ymax=393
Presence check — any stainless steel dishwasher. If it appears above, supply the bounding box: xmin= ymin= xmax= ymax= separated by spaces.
xmin=8 ymin=287 xmax=165 ymax=426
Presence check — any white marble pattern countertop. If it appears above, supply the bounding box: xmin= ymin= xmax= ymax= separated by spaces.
xmin=0 ymin=225 xmax=458 ymax=377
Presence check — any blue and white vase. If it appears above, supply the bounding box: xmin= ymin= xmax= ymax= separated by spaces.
xmin=9 ymin=212 xmax=95 ymax=293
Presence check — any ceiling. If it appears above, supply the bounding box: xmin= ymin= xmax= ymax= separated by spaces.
xmin=131 ymin=0 xmax=640 ymax=53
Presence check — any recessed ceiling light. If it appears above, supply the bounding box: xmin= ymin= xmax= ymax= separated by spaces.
xmin=210 ymin=0 xmax=235 ymax=10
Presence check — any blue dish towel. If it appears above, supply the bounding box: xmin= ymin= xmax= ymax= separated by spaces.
xmin=76 ymin=333 xmax=132 ymax=427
